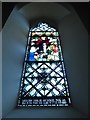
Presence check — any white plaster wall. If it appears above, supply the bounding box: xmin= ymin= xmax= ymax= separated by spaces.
xmin=58 ymin=12 xmax=88 ymax=116
xmin=2 ymin=8 xmax=29 ymax=118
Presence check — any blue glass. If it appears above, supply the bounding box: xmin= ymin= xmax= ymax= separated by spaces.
xmin=29 ymin=52 xmax=36 ymax=61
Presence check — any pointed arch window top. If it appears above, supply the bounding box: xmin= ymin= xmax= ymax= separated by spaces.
xmin=30 ymin=23 xmax=56 ymax=32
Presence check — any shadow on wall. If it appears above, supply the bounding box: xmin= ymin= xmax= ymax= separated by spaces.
xmin=2 ymin=7 xmax=29 ymax=118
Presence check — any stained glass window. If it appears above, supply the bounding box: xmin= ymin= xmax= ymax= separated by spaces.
xmin=18 ymin=23 xmax=71 ymax=106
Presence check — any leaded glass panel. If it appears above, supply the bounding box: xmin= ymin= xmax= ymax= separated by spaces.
xmin=18 ymin=23 xmax=71 ymax=106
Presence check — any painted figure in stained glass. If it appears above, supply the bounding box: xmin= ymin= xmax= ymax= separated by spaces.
xmin=29 ymin=36 xmax=60 ymax=61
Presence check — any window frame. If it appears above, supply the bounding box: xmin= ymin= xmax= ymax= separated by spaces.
xmin=18 ymin=23 xmax=71 ymax=107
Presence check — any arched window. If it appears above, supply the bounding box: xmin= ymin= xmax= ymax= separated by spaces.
xmin=18 ymin=23 xmax=71 ymax=106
